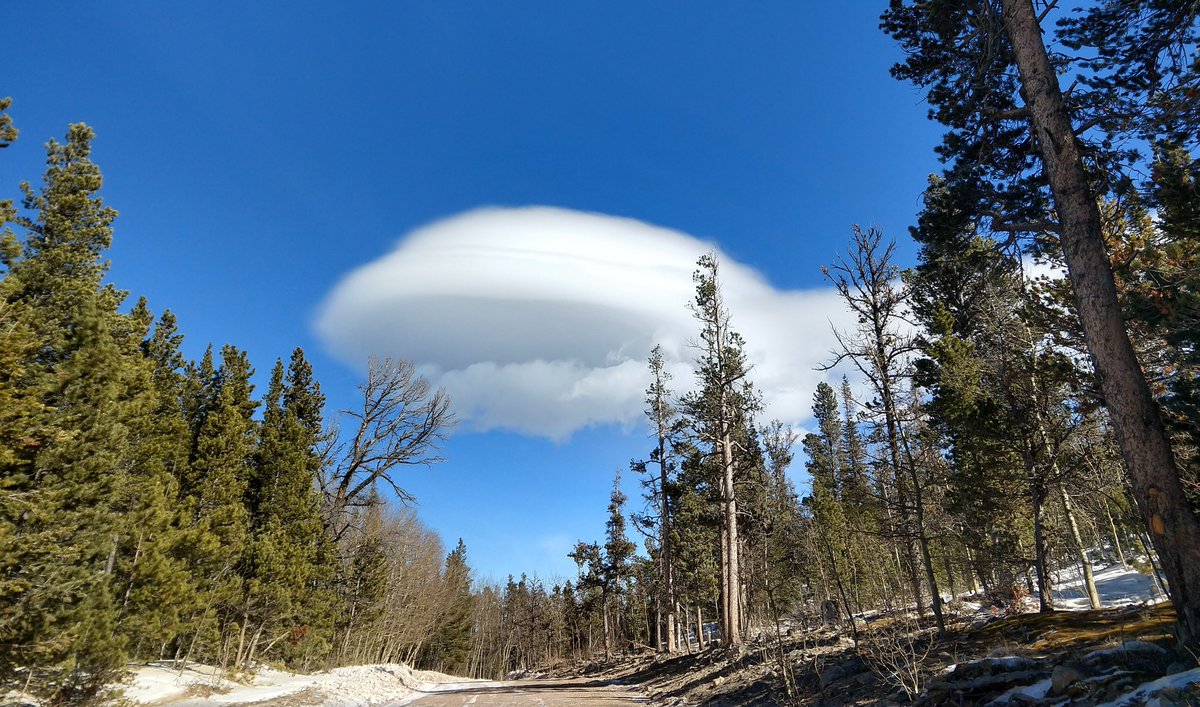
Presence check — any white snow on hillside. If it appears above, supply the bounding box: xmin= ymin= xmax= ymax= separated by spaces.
xmin=1051 ymin=561 xmax=1166 ymax=610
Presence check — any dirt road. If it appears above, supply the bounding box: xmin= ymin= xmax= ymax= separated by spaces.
xmin=395 ymin=678 xmax=649 ymax=706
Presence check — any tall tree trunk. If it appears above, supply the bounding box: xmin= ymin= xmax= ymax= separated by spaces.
xmin=885 ymin=405 xmax=926 ymax=619
xmin=1000 ymin=0 xmax=1200 ymax=650
xmin=1031 ymin=480 xmax=1054 ymax=611
xmin=1058 ymin=482 xmax=1101 ymax=609
xmin=658 ymin=421 xmax=677 ymax=654
xmin=896 ymin=408 xmax=946 ymax=633
xmin=1103 ymin=500 xmax=1128 ymax=567
xmin=720 ymin=409 xmax=742 ymax=646
xmin=943 ymin=549 xmax=957 ymax=601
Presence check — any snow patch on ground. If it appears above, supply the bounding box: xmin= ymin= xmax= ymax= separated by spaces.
xmin=125 ymin=661 xmax=468 ymax=705
xmin=1052 ymin=562 xmax=1166 ymax=610
xmin=1094 ymin=667 xmax=1200 ymax=707
xmin=989 ymin=676 xmax=1052 ymax=705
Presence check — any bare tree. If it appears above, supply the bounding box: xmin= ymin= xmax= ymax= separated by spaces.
xmin=823 ymin=225 xmax=945 ymax=634
xmin=322 ymin=357 xmax=453 ymax=539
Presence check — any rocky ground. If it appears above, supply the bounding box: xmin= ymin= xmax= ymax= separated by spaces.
xmin=546 ymin=602 xmax=1200 ymax=706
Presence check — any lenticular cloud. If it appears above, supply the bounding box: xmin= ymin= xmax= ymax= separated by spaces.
xmin=315 ymin=206 xmax=853 ymax=440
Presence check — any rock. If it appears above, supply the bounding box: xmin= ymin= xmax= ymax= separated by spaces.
xmin=1161 ymin=686 xmax=1183 ymax=700
xmin=1050 ymin=665 xmax=1083 ymax=694
xmin=818 ymin=657 xmax=866 ymax=689
xmin=924 ymin=681 xmax=951 ymax=703
xmin=1166 ymin=661 xmax=1191 ymax=675
xmin=943 ymin=669 xmax=1048 ymax=695
xmin=855 ymin=671 xmax=877 ymax=687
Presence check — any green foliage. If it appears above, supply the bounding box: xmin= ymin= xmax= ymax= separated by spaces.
xmin=0 ymin=97 xmax=17 ymax=149
xmin=424 ymin=539 xmax=474 ymax=673
xmin=0 ymin=122 xmax=173 ymax=701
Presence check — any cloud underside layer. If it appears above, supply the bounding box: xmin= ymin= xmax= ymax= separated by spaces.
xmin=316 ymin=206 xmax=854 ymax=440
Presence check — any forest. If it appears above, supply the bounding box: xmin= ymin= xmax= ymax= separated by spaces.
xmin=2 ymin=1 xmax=1200 ymax=705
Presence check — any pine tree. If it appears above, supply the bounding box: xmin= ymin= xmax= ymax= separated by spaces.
xmin=683 ymin=253 xmax=759 ymax=647
xmin=667 ymin=441 xmax=720 ymax=650
xmin=109 ymin=305 xmax=193 ymax=660
xmin=883 ymin=0 xmax=1200 ymax=647
xmin=0 ymin=97 xmax=16 ymax=150
xmin=2 ymin=296 xmax=127 ymax=700
xmin=239 ymin=355 xmax=334 ymax=668
xmin=0 ymin=122 xmax=174 ymax=700
xmin=180 ymin=345 xmax=256 ymax=663
xmin=803 ymin=383 xmax=857 ymax=623
xmin=640 ymin=345 xmax=678 ymax=652
xmin=10 ymin=124 xmax=121 ymax=349
xmin=570 ymin=470 xmax=636 ymax=658
xmin=426 ymin=539 xmax=474 ymax=673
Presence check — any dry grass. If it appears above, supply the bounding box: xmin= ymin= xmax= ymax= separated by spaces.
xmin=962 ymin=602 xmax=1175 ymax=652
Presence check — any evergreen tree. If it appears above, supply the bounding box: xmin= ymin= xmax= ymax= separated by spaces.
xmin=10 ymin=124 xmax=121 ymax=346
xmin=638 ymin=345 xmax=678 ymax=653
xmin=2 ymin=296 xmax=127 ymax=700
xmin=180 ymin=346 xmax=256 ymax=662
xmin=235 ymin=358 xmax=331 ymax=668
xmin=0 ymin=121 xmax=183 ymax=700
xmin=667 ymin=442 xmax=720 ymax=649
xmin=570 ymin=470 xmax=636 ymax=658
xmin=109 ymin=306 xmax=192 ymax=660
xmin=803 ymin=383 xmax=857 ymax=621
xmin=0 ymin=97 xmax=17 ymax=150
xmin=883 ymin=0 xmax=1200 ymax=647
xmin=682 ymin=253 xmax=759 ymax=646
xmin=425 ymin=539 xmax=474 ymax=673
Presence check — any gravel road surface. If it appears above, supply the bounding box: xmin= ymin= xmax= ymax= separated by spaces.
xmin=396 ymin=678 xmax=649 ymax=706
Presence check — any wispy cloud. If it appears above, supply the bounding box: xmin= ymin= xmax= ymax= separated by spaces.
xmin=315 ymin=206 xmax=856 ymax=440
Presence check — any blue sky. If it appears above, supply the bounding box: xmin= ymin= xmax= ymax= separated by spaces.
xmin=3 ymin=2 xmax=945 ymax=583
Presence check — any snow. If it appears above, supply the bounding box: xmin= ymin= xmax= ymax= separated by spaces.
xmin=988 ymin=677 xmax=1052 ymax=705
xmin=1052 ymin=563 xmax=1166 ymax=610
xmin=1084 ymin=641 xmax=1169 ymax=662
xmin=124 ymin=661 xmax=471 ymax=706
xmin=948 ymin=561 xmax=1186 ymax=707
xmin=1094 ymin=667 xmax=1200 ymax=707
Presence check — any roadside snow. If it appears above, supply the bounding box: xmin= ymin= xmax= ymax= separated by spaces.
xmin=125 ymin=662 xmax=468 ymax=706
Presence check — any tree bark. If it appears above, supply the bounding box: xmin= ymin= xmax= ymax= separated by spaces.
xmin=1103 ymin=500 xmax=1128 ymax=567
xmin=721 ymin=428 xmax=741 ymax=646
xmin=1031 ymin=480 xmax=1054 ymax=611
xmin=1059 ymin=482 xmax=1101 ymax=609
xmin=654 ymin=392 xmax=677 ymax=653
xmin=1000 ymin=0 xmax=1200 ymax=650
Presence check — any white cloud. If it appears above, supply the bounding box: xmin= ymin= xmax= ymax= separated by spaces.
xmin=315 ymin=206 xmax=857 ymax=440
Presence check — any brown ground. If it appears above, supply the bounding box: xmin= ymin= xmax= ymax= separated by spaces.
xmin=399 ymin=677 xmax=649 ymax=706
xmin=531 ymin=602 xmax=1193 ymax=706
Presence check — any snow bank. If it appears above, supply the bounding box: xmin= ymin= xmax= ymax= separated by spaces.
xmin=125 ymin=661 xmax=467 ymax=705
